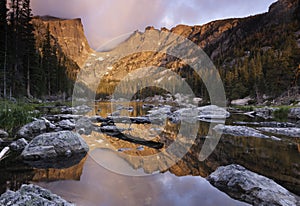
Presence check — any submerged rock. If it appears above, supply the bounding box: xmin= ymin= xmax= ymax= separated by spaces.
xmin=21 ymin=131 xmax=89 ymax=168
xmin=254 ymin=107 xmax=278 ymax=120
xmin=288 ymin=107 xmax=300 ymax=120
xmin=207 ymin=164 xmax=300 ymax=206
xmin=0 ymin=130 xmax=8 ymax=139
xmin=0 ymin=184 xmax=74 ymax=206
xmin=257 ymin=127 xmax=300 ymax=138
xmin=213 ymin=124 xmax=279 ymax=140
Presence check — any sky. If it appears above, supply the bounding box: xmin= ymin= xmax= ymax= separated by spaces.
xmin=31 ymin=0 xmax=277 ymax=49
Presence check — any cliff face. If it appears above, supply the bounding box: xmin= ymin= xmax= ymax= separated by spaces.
xmin=89 ymin=0 xmax=300 ymax=99
xmin=32 ymin=16 xmax=93 ymax=67
xmin=35 ymin=0 xmax=299 ymax=100
xmin=171 ymin=19 xmax=240 ymax=54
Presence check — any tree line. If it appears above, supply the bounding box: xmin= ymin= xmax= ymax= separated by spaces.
xmin=0 ymin=0 xmax=72 ymax=100
xmin=217 ymin=22 xmax=300 ymax=102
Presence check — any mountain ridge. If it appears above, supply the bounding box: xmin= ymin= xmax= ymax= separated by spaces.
xmin=33 ymin=0 xmax=300 ymax=102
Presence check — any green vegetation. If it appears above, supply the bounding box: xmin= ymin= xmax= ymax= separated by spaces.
xmin=273 ymin=106 xmax=291 ymax=121
xmin=0 ymin=100 xmax=72 ymax=137
xmin=0 ymin=101 xmax=40 ymax=136
xmin=215 ymin=21 xmax=300 ymax=101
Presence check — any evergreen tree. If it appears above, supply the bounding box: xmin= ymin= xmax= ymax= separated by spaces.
xmin=0 ymin=0 xmax=8 ymax=97
xmin=20 ymin=0 xmax=38 ymax=97
xmin=8 ymin=0 xmax=24 ymax=97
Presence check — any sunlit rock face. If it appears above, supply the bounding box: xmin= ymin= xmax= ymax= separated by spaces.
xmin=32 ymin=16 xmax=93 ymax=67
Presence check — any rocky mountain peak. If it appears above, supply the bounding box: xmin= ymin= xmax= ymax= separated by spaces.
xmin=268 ymin=0 xmax=299 ymax=21
xmin=32 ymin=16 xmax=93 ymax=68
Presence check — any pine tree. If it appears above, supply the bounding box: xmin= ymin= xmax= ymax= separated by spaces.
xmin=0 ymin=0 xmax=8 ymax=97
xmin=8 ymin=0 xmax=24 ymax=97
xmin=20 ymin=0 xmax=38 ymax=98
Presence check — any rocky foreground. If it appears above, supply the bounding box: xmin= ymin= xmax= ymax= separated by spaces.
xmin=207 ymin=164 xmax=300 ymax=206
xmin=0 ymin=103 xmax=300 ymax=205
xmin=0 ymin=184 xmax=74 ymax=206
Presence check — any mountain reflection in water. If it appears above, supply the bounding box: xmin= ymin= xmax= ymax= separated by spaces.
xmin=1 ymin=102 xmax=299 ymax=205
xmin=37 ymin=151 xmax=248 ymax=206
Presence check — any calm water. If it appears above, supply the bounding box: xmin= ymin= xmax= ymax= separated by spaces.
xmin=1 ymin=102 xmax=299 ymax=205
xmin=37 ymin=154 xmax=249 ymax=206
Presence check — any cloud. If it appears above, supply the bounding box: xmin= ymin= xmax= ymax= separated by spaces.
xmin=31 ymin=0 xmax=277 ymax=49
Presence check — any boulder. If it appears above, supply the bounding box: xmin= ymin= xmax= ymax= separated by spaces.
xmin=257 ymin=127 xmax=300 ymax=138
xmin=60 ymin=104 xmax=92 ymax=114
xmin=16 ymin=119 xmax=54 ymax=140
xmin=89 ymin=115 xmax=107 ymax=123
xmin=75 ymin=117 xmax=94 ymax=135
xmin=197 ymin=105 xmax=230 ymax=119
xmin=231 ymin=97 xmax=253 ymax=106
xmin=56 ymin=119 xmax=76 ymax=130
xmin=21 ymin=131 xmax=89 ymax=168
xmin=0 ymin=184 xmax=74 ymax=206
xmin=0 ymin=129 xmax=8 ymax=139
xmin=147 ymin=105 xmax=172 ymax=124
xmin=207 ymin=164 xmax=300 ymax=206
xmin=213 ymin=124 xmax=280 ymax=140
xmin=45 ymin=114 xmax=83 ymax=122
xmin=288 ymin=107 xmax=300 ymax=120
xmin=9 ymin=138 xmax=28 ymax=152
xmin=174 ymin=105 xmax=229 ymax=123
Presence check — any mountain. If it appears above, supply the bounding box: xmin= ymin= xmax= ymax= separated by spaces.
xmin=36 ymin=0 xmax=300 ymax=103
xmin=31 ymin=16 xmax=93 ymax=81
xmin=32 ymin=16 xmax=92 ymax=67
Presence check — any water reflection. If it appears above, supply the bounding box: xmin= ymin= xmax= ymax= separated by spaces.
xmin=37 ymin=154 xmax=248 ymax=206
xmin=32 ymin=156 xmax=87 ymax=182
xmin=1 ymin=101 xmax=299 ymax=205
xmin=86 ymin=102 xmax=300 ymax=194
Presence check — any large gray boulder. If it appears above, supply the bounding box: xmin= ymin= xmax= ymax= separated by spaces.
xmin=21 ymin=131 xmax=89 ymax=168
xmin=207 ymin=164 xmax=300 ymax=206
xmin=0 ymin=184 xmax=74 ymax=206
xmin=213 ymin=124 xmax=280 ymax=140
xmin=17 ymin=119 xmax=55 ymax=141
xmin=288 ymin=107 xmax=300 ymax=120
xmin=0 ymin=129 xmax=8 ymax=139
